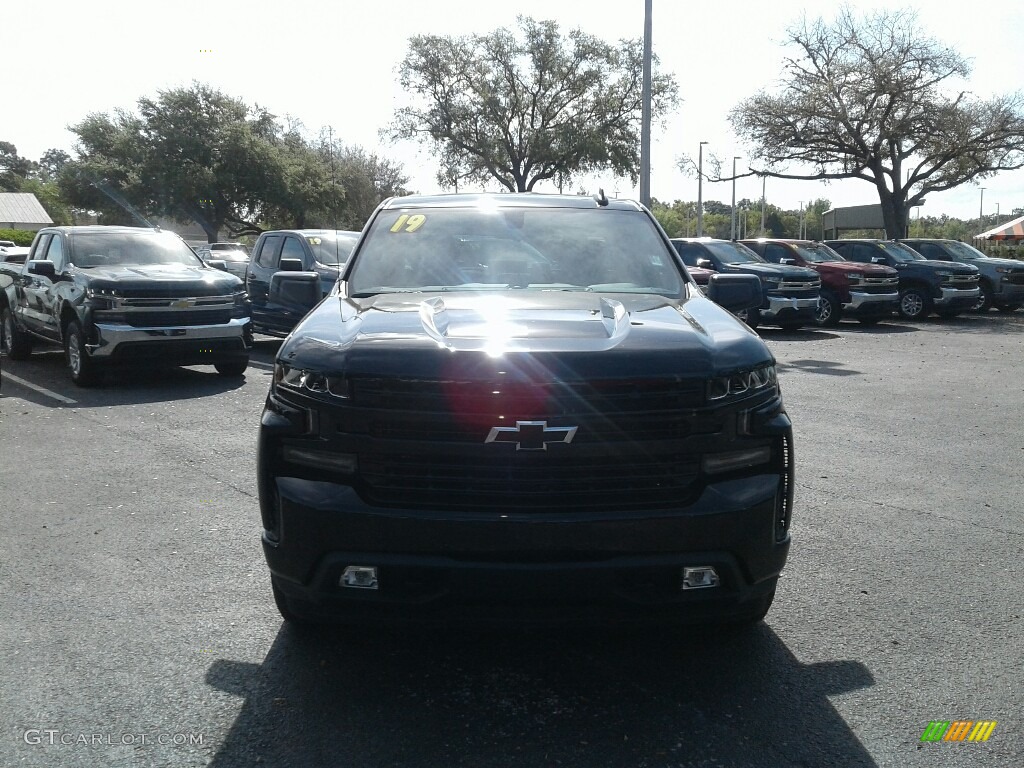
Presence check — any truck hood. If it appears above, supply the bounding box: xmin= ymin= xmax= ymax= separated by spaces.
xmin=76 ymin=263 xmax=243 ymax=294
xmin=971 ymin=256 xmax=1024 ymax=270
xmin=895 ymin=260 xmax=979 ymax=275
xmin=813 ymin=262 xmax=898 ymax=278
xmin=723 ymin=262 xmax=819 ymax=281
xmin=277 ymin=290 xmax=772 ymax=380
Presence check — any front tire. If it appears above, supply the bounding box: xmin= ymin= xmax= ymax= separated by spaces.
xmin=1 ymin=305 xmax=33 ymax=359
xmin=736 ymin=307 xmax=761 ymax=330
xmin=898 ymin=288 xmax=932 ymax=320
xmin=995 ymin=303 xmax=1021 ymax=313
xmin=214 ymin=359 xmax=248 ymax=377
xmin=64 ymin=321 xmax=98 ymax=387
xmin=815 ymin=291 xmax=842 ymax=327
xmin=973 ymin=282 xmax=994 ymax=312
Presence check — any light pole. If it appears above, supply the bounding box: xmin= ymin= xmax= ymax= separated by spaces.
xmin=979 ymin=187 xmax=985 ymax=221
xmin=760 ymin=175 xmax=766 ymax=235
xmin=639 ymin=0 xmax=652 ymax=208
xmin=996 ymin=202 xmax=1000 ymax=225
xmin=798 ymin=201 xmax=804 ymax=239
xmin=730 ymin=156 xmax=740 ymax=240
xmin=697 ymin=141 xmax=709 ymax=237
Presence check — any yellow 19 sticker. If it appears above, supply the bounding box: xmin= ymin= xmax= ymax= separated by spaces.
xmin=389 ymin=214 xmax=426 ymax=233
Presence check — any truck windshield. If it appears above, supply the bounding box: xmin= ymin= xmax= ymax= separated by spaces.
xmin=307 ymin=232 xmax=360 ymax=266
xmin=348 ymin=207 xmax=684 ymax=297
xmin=938 ymin=241 xmax=986 ymax=260
xmin=703 ymin=241 xmax=765 ymax=264
xmin=794 ymin=243 xmax=844 ymax=263
xmin=70 ymin=232 xmax=203 ymax=268
xmin=877 ymin=242 xmax=925 ymax=262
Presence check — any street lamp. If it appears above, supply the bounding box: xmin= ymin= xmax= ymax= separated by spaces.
xmin=730 ymin=156 xmax=740 ymax=240
xmin=996 ymin=202 xmax=1000 ymax=225
xmin=639 ymin=0 xmax=652 ymax=208
xmin=979 ymin=187 xmax=985 ymax=221
xmin=760 ymin=175 xmax=766 ymax=236
xmin=697 ymin=141 xmax=709 ymax=237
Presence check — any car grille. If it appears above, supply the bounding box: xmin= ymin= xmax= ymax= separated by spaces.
xmin=943 ymin=274 xmax=979 ymax=289
xmin=124 ymin=309 xmax=232 ymax=327
xmin=1005 ymin=271 xmax=1024 ymax=285
xmin=303 ymin=376 xmax=756 ymax=512
xmin=859 ymin=277 xmax=899 ymax=294
xmin=773 ymin=279 xmax=820 ymax=295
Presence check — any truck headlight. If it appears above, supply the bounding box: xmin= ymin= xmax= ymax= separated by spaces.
xmin=707 ymin=364 xmax=777 ymax=401
xmin=274 ymin=362 xmax=350 ymax=399
xmin=845 ymin=273 xmax=863 ymax=282
xmin=85 ymin=287 xmax=120 ymax=309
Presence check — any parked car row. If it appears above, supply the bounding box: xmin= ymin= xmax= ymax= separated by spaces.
xmin=672 ymin=236 xmax=1020 ymax=328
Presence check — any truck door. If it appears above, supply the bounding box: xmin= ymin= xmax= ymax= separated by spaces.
xmin=264 ymin=235 xmax=315 ymax=334
xmin=22 ymin=234 xmax=65 ymax=341
xmin=247 ymin=235 xmax=283 ymax=329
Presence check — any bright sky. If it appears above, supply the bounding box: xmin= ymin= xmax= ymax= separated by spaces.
xmin=6 ymin=0 xmax=1023 ymax=222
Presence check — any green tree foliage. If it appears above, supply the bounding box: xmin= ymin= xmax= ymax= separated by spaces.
xmin=60 ymin=84 xmax=408 ymax=241
xmin=730 ymin=8 xmax=1024 ymax=238
xmin=390 ymin=16 xmax=679 ymax=192
xmin=0 ymin=142 xmax=38 ymax=191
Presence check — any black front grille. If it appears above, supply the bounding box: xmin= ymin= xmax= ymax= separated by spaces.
xmin=860 ymin=279 xmax=898 ymax=294
xmin=125 ymin=309 xmax=231 ymax=327
xmin=358 ymin=449 xmax=701 ymax=512
xmin=1005 ymin=272 xmax=1024 ymax=285
xmin=350 ymin=377 xmax=707 ymax=413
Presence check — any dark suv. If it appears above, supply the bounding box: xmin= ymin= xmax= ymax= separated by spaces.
xmin=826 ymin=239 xmax=980 ymax=320
xmin=257 ymin=193 xmax=794 ymax=627
xmin=246 ymin=229 xmax=359 ymax=336
xmin=671 ymin=238 xmax=821 ymax=330
xmin=742 ymin=239 xmax=899 ymax=326
xmin=901 ymin=239 xmax=1024 ymax=313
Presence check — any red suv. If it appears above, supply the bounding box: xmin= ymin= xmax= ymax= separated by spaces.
xmin=742 ymin=239 xmax=899 ymax=326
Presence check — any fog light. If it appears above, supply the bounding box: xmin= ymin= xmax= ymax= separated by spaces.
xmin=341 ymin=566 xmax=379 ymax=589
xmin=282 ymin=446 xmax=357 ymax=474
xmin=682 ymin=566 xmax=720 ymax=590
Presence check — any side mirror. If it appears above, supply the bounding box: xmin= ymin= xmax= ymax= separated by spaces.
xmin=278 ymin=258 xmax=304 ymax=272
xmin=780 ymin=257 xmax=797 ymax=266
xmin=705 ymin=273 xmax=762 ymax=313
xmin=27 ymin=260 xmax=56 ymax=280
xmin=270 ymin=271 xmax=320 ymax=310
xmin=871 ymin=256 xmax=886 ymax=265
xmin=207 ymin=259 xmax=228 ymax=271
xmin=696 ymin=258 xmax=714 ymax=270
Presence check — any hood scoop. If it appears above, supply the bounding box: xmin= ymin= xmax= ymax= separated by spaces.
xmin=415 ymin=295 xmax=631 ymax=352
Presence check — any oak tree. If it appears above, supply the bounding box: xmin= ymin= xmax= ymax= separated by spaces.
xmin=730 ymin=8 xmax=1024 ymax=237
xmin=390 ymin=16 xmax=678 ymax=193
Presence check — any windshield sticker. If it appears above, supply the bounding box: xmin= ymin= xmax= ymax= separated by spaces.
xmin=389 ymin=214 xmax=426 ymax=233
xmin=307 ymin=237 xmax=322 ymax=245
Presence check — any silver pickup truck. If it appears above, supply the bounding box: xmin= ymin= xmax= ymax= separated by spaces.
xmin=0 ymin=225 xmax=252 ymax=386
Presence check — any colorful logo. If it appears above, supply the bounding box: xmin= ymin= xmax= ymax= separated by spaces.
xmin=920 ymin=721 xmax=997 ymax=742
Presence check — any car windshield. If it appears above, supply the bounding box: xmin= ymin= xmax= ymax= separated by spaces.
xmin=794 ymin=243 xmax=844 ymax=263
xmin=703 ymin=240 xmax=765 ymax=264
xmin=877 ymin=242 xmax=925 ymax=262
xmin=937 ymin=241 xmax=986 ymax=260
xmin=348 ymin=206 xmax=684 ymax=297
xmin=70 ymin=232 xmax=203 ymax=268
xmin=307 ymin=232 xmax=359 ymax=266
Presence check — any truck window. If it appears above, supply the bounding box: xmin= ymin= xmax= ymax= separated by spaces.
xmin=280 ymin=236 xmax=306 ymax=267
xmin=44 ymin=235 xmax=66 ymax=272
xmin=255 ymin=236 xmax=283 ymax=269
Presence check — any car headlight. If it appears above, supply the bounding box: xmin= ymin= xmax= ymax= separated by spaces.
xmin=274 ymin=362 xmax=350 ymax=399
xmin=707 ymin=363 xmax=777 ymax=401
xmin=995 ymin=267 xmax=1012 ymax=274
xmin=762 ymin=277 xmax=782 ymax=286
xmin=936 ymin=271 xmax=952 ymax=278
xmin=846 ymin=273 xmax=863 ymax=282
xmin=85 ymin=287 xmax=120 ymax=309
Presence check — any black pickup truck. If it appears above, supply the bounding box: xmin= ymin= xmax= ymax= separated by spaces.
xmin=0 ymin=226 xmax=251 ymax=386
xmin=246 ymin=229 xmax=360 ymax=337
xmin=825 ymin=239 xmax=980 ymax=320
xmin=671 ymin=238 xmax=821 ymax=330
xmin=257 ymin=193 xmax=795 ymax=628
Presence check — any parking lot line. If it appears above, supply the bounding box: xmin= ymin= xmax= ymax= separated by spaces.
xmin=1 ymin=372 xmax=78 ymax=404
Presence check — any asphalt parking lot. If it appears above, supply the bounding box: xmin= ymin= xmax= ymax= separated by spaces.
xmin=1 ymin=313 xmax=1022 ymax=768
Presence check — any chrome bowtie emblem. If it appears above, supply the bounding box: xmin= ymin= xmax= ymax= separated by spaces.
xmin=485 ymin=421 xmax=578 ymax=451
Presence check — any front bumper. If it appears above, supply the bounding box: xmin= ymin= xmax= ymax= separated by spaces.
xmin=994 ymin=280 xmax=1024 ymax=302
xmin=844 ymin=290 xmax=898 ymax=316
xmin=933 ymin=286 xmax=979 ymax=308
xmin=761 ymin=294 xmax=819 ymax=321
xmin=260 ymin=471 xmax=791 ymax=625
xmin=88 ymin=317 xmax=252 ymax=363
